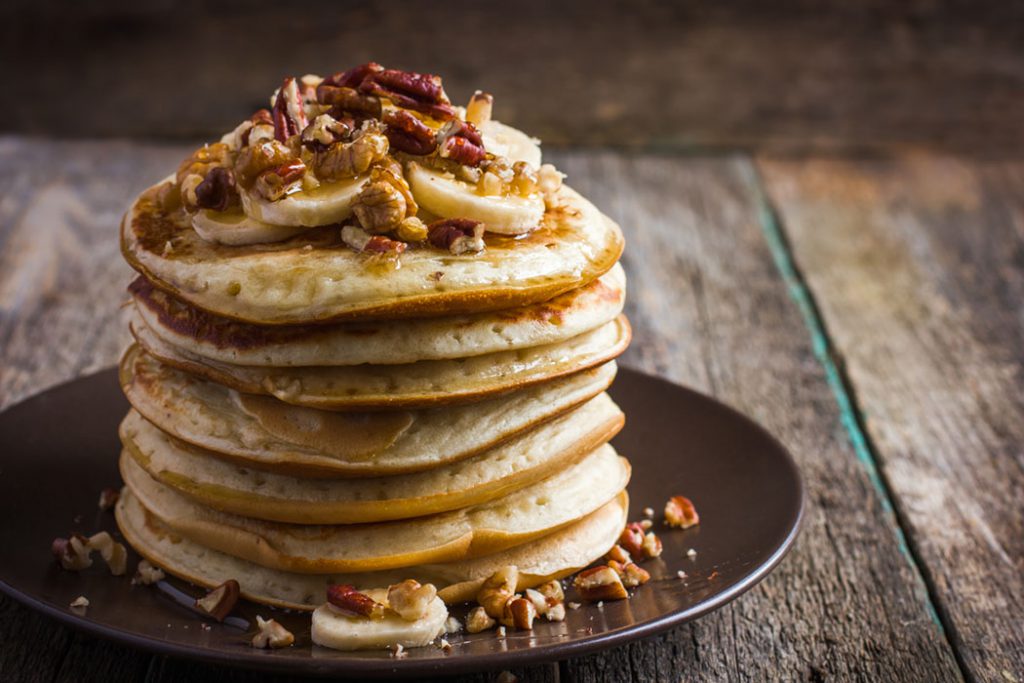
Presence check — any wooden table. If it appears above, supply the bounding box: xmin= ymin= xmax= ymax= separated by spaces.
xmin=1 ymin=138 xmax=1021 ymax=682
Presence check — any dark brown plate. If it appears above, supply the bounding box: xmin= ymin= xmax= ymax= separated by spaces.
xmin=0 ymin=366 xmax=802 ymax=678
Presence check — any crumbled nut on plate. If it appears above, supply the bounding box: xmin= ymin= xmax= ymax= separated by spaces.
xmin=69 ymin=596 xmax=89 ymax=610
xmin=466 ymin=606 xmax=496 ymax=634
xmin=642 ymin=507 xmax=655 ymax=518
xmin=665 ymin=495 xmax=700 ymax=529
xmin=194 ymin=580 xmax=241 ymax=622
xmin=251 ymin=616 xmax=294 ymax=649
xmin=438 ymin=638 xmax=452 ymax=653
xmin=477 ymin=566 xmax=518 ymax=619
xmin=687 ymin=548 xmax=698 ymax=559
xmin=573 ymin=565 xmax=628 ymax=601
xmin=496 ymin=625 xmax=507 ymax=637
xmin=390 ymin=643 xmax=407 ymax=659
xmin=444 ymin=615 xmax=462 ymax=634
xmin=132 ymin=559 xmax=166 ymax=586
xmin=677 ymin=570 xmax=688 ymax=579
xmin=98 ymin=488 xmax=120 ymax=511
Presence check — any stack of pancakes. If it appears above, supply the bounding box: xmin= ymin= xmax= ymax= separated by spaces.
xmin=114 ymin=140 xmax=630 ymax=612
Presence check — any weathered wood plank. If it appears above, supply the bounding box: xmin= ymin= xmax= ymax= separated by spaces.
xmin=0 ymin=138 xmax=963 ymax=681
xmin=548 ymin=150 xmax=963 ymax=682
xmin=1 ymin=2 xmax=1023 ymax=154
xmin=758 ymin=155 xmax=1024 ymax=683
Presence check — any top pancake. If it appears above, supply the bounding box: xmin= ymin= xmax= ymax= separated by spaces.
xmin=122 ymin=180 xmax=624 ymax=325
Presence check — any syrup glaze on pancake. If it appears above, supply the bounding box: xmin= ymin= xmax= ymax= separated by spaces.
xmin=119 ymin=391 xmax=623 ymax=524
xmin=115 ymin=488 xmax=628 ymax=610
xmin=128 ymin=316 xmax=631 ymax=411
xmin=121 ymin=347 xmax=618 ymax=477
xmin=122 ymin=180 xmax=624 ymax=325
xmin=129 ymin=264 xmax=625 ymax=366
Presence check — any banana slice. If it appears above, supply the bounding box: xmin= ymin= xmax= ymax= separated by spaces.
xmin=191 ymin=210 xmax=311 ymax=246
xmin=239 ymin=175 xmax=367 ymax=227
xmin=479 ymin=120 xmax=542 ymax=168
xmin=407 ymin=162 xmax=544 ymax=235
xmin=311 ymin=597 xmax=448 ymax=651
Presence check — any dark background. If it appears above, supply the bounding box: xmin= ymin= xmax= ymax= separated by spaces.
xmin=2 ymin=0 xmax=1023 ymax=154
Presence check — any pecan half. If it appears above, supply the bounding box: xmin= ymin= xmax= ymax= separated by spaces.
xmin=361 ymin=69 xmax=455 ymax=119
xmin=437 ymin=119 xmax=486 ymax=167
xmin=195 ymin=579 xmax=240 ymax=621
xmin=313 ymin=129 xmax=389 ymax=181
xmin=323 ymin=62 xmax=384 ymax=89
xmin=665 ymin=495 xmax=700 ymax=528
xmin=316 ymin=85 xmax=381 ymax=119
xmin=353 ymin=181 xmax=407 ymax=233
xmin=326 ymin=584 xmax=385 ymax=619
xmin=253 ymin=159 xmax=306 ymax=202
xmin=427 ymin=218 xmax=485 ymax=255
xmin=194 ymin=167 xmax=240 ymax=212
xmin=383 ymin=109 xmax=436 ymax=156
xmin=573 ymin=565 xmax=628 ymax=602
xmin=272 ymin=77 xmax=308 ymax=143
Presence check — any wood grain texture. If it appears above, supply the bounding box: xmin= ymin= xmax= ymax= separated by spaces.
xmin=1 ymin=1 xmax=1023 ymax=155
xmin=759 ymin=155 xmax=1024 ymax=683
xmin=0 ymin=138 xmax=964 ymax=681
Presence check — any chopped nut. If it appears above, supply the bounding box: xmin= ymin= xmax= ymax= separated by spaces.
xmin=353 ymin=181 xmax=407 ymax=233
xmin=87 ymin=532 xmax=128 ymax=576
xmin=502 ymin=596 xmax=536 ymax=630
xmin=194 ymin=167 xmax=240 ymax=212
xmin=437 ymin=118 xmax=486 ymax=167
xmin=313 ymin=130 xmax=389 ymax=181
xmin=396 ymin=216 xmax=428 ymax=242
xmin=69 ymin=595 xmax=89 ymax=610
xmin=390 ymin=643 xmax=407 ymax=659
xmin=251 ymin=616 xmax=294 ymax=649
xmin=438 ymin=637 xmax=452 ymax=653
xmin=568 ymin=602 xmax=582 ymax=610
xmin=618 ymin=522 xmax=646 ymax=558
xmin=642 ymin=507 xmax=655 ymax=518
xmin=97 ymin=488 xmax=120 ymax=511
xmin=537 ymin=163 xmax=565 ymax=208
xmin=477 ymin=566 xmax=518 ymax=619
xmin=523 ymin=588 xmax=548 ymax=615
xmin=677 ymin=570 xmax=688 ymax=579
xmin=427 ymin=218 xmax=485 ymax=255
xmin=301 ymin=113 xmax=352 ymax=148
xmin=326 ymin=584 xmax=385 ymax=619
xmin=536 ymin=580 xmax=565 ymax=604
xmin=546 ymin=602 xmax=566 ymax=622
xmin=465 ymin=91 xmax=493 ymax=126
xmin=479 ymin=170 xmax=503 ymax=196
xmin=687 ymin=548 xmax=698 ymax=560
xmin=606 ymin=544 xmax=632 ymax=564
xmin=496 ymin=625 xmax=507 ymax=637
xmin=641 ymin=531 xmax=663 ymax=559
xmin=51 ymin=534 xmax=92 ymax=571
xmin=253 ymin=159 xmax=306 ymax=202
xmin=195 ymin=579 xmax=241 ymax=622
xmin=271 ymin=76 xmax=309 ymax=142
xmin=444 ymin=615 xmax=463 ymax=634
xmin=132 ymin=559 xmax=166 ymax=585
xmin=665 ymin=495 xmax=700 ymax=529
xmin=639 ymin=519 xmax=654 ymax=531
xmin=233 ymin=139 xmax=295 ymax=188
xmin=466 ymin=605 xmax=497 ymax=633
xmin=176 ymin=142 xmax=232 ymax=186
xmin=510 ymin=161 xmax=538 ymax=196
xmin=387 ymin=579 xmax=437 ymax=621
xmin=609 ymin=561 xmax=651 ymax=588
xmin=179 ymin=173 xmax=205 ymax=213
xmin=573 ymin=565 xmax=628 ymax=602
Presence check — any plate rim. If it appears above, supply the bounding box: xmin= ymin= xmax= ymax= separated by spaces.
xmin=0 ymin=364 xmax=804 ymax=678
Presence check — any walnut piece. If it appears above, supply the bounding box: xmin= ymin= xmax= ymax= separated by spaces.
xmin=387 ymin=579 xmax=437 ymax=621
xmin=132 ymin=559 xmax=166 ymax=586
xmin=465 ymin=605 xmax=496 ymax=633
xmin=477 ymin=566 xmax=518 ymax=619
xmin=251 ymin=616 xmax=294 ymax=649
xmin=195 ymin=579 xmax=241 ymax=622
xmin=664 ymin=495 xmax=700 ymax=529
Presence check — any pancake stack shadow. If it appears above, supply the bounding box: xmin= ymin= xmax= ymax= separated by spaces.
xmin=114 ymin=186 xmax=632 ymax=610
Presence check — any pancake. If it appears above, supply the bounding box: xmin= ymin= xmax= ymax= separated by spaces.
xmin=129 ymin=315 xmax=631 ymax=411
xmin=130 ymin=264 xmax=625 ymax=367
xmin=115 ymin=488 xmax=628 ymax=611
xmin=122 ymin=346 xmax=617 ymax=477
xmin=122 ymin=180 xmax=624 ymax=325
xmin=119 ymin=392 xmax=624 ymax=524
xmin=120 ymin=444 xmax=630 ymax=573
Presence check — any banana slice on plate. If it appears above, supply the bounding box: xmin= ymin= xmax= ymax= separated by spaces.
xmin=191 ymin=210 xmax=311 ymax=246
xmin=311 ymin=597 xmax=449 ymax=651
xmin=239 ymin=175 xmax=367 ymax=227
xmin=407 ymin=162 xmax=545 ymax=235
xmin=479 ymin=120 xmax=542 ymax=167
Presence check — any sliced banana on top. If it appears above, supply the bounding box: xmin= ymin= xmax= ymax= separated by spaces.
xmin=407 ymin=162 xmax=545 ymax=235
xmin=311 ymin=597 xmax=448 ymax=651
xmin=191 ymin=210 xmax=311 ymax=246
xmin=239 ymin=175 xmax=367 ymax=227
xmin=479 ymin=120 xmax=542 ymax=168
